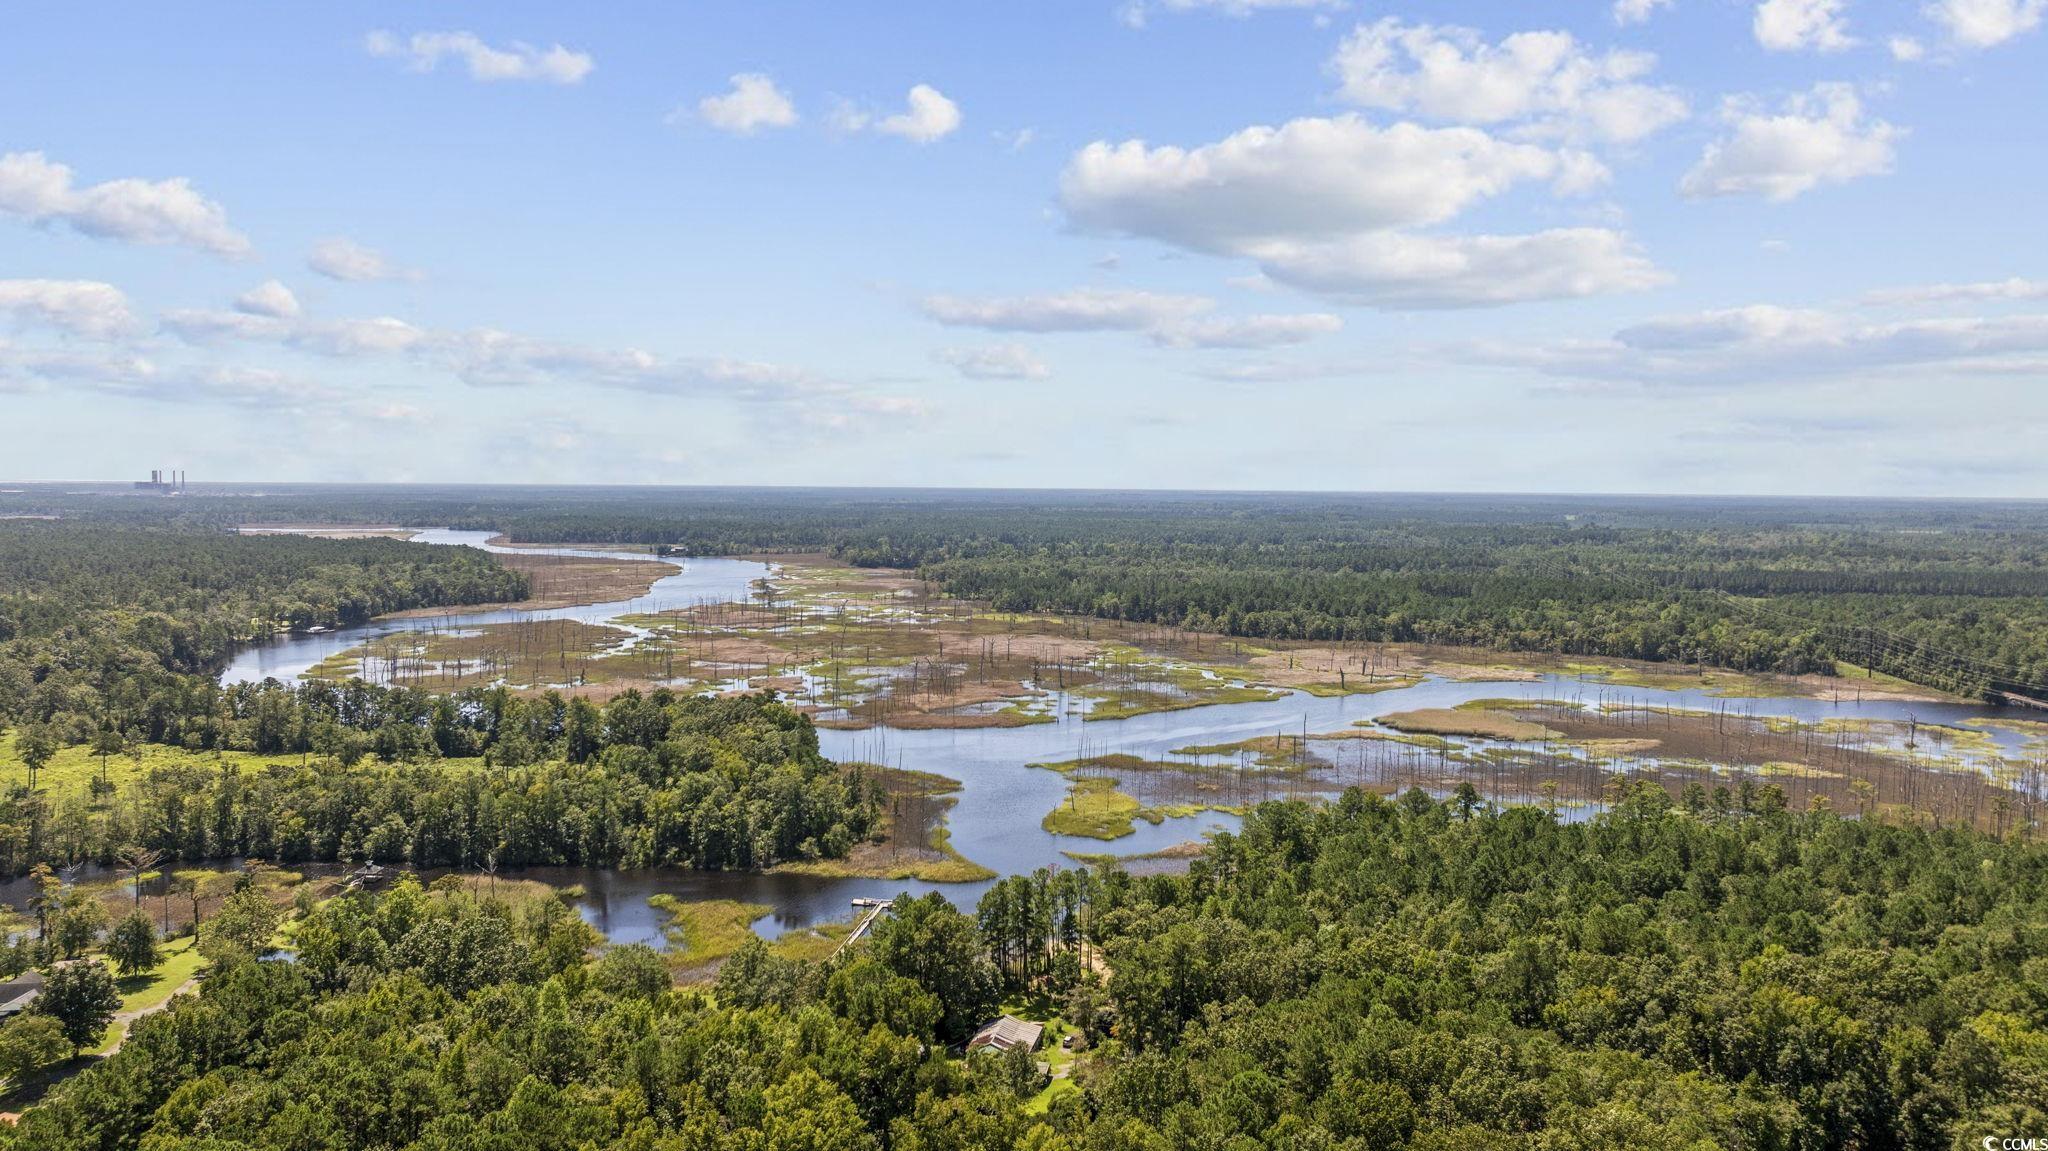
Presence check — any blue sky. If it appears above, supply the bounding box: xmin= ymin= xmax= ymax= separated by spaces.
xmin=2 ymin=0 xmax=2045 ymax=494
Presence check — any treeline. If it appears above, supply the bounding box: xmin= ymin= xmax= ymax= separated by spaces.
xmin=5 ymin=692 xmax=881 ymax=876
xmin=28 ymin=485 xmax=2048 ymax=691
xmin=0 ymin=521 xmax=526 ymax=733
xmin=12 ymin=791 xmax=2044 ymax=1149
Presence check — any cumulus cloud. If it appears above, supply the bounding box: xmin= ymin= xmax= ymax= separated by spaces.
xmin=1059 ymin=115 xmax=1662 ymax=307
xmin=0 ymin=342 xmax=157 ymax=394
xmin=156 ymin=297 xmax=916 ymax=422
xmin=1062 ymin=116 xmax=1565 ymax=248
xmin=307 ymin=237 xmax=419 ymax=282
xmin=1863 ymin=277 xmax=2048 ymax=304
xmin=1753 ymin=0 xmax=1856 ymax=51
xmin=0 ymin=338 xmax=426 ymax=425
xmin=695 ymin=73 xmax=799 ymax=135
xmin=0 ymin=151 xmax=250 ymax=258
xmin=936 ymin=344 xmax=1052 ymax=380
xmin=1889 ymin=34 xmax=1928 ymax=58
xmin=1242 ymin=229 xmax=1666 ymax=308
xmin=922 ymin=288 xmax=1345 ymax=347
xmin=1681 ymin=84 xmax=1899 ymax=202
xmin=1927 ymin=0 xmax=2046 ymax=45
xmin=1473 ymin=296 xmax=2048 ymax=389
xmin=878 ymin=85 xmax=963 ymax=143
xmin=1330 ymin=19 xmax=1688 ymax=145
xmin=0 ymin=279 xmax=138 ymax=340
xmin=1149 ymin=312 xmax=1344 ymax=348
xmin=923 ymin=288 xmax=1212 ymax=332
xmin=159 ymin=308 xmax=427 ymax=357
xmin=234 ymin=280 xmax=301 ymax=320
xmin=364 ymin=30 xmax=593 ymax=84
xmin=834 ymin=85 xmax=963 ymax=143
xmin=1613 ymin=0 xmax=1675 ymax=24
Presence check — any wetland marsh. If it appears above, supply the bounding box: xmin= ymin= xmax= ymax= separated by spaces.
xmin=196 ymin=530 xmax=2048 ymax=951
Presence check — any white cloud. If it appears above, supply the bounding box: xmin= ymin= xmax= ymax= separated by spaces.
xmin=1615 ymin=304 xmax=1836 ymax=350
xmin=1243 ymin=229 xmax=1667 ymax=308
xmin=1330 ymin=19 xmax=1688 ymax=145
xmin=1476 ymin=298 xmax=2048 ymax=388
xmin=292 ymin=316 xmax=431 ymax=357
xmin=159 ymin=309 xmax=427 ymax=356
xmin=1753 ymin=0 xmax=1856 ymax=51
xmin=1927 ymin=0 xmax=2046 ymax=46
xmin=1889 ymin=34 xmax=1928 ymax=58
xmin=1059 ymin=115 xmax=1661 ymax=307
xmin=0 ymin=343 xmax=159 ymax=394
xmin=1613 ymin=0 xmax=1675 ymax=25
xmin=1192 ymin=357 xmax=1407 ymax=383
xmin=923 ymin=288 xmax=1211 ymax=332
xmin=1681 ymin=84 xmax=1899 ymax=202
xmin=1121 ymin=0 xmax=1342 ymax=27
xmin=1863 ymin=277 xmax=2048 ymax=304
xmin=0 ymin=339 xmax=427 ymax=425
xmin=234 ymin=280 xmax=301 ymax=320
xmin=1151 ymin=312 xmax=1343 ymax=348
xmin=877 ymin=85 xmax=963 ymax=143
xmin=0 ymin=151 xmax=250 ymax=258
xmin=937 ymin=344 xmax=1052 ymax=380
xmin=696 ymin=73 xmax=799 ymax=135
xmin=1062 ymin=116 xmax=1563 ymax=249
xmin=365 ymin=30 xmax=592 ymax=84
xmin=922 ymin=288 xmax=1345 ymax=346
xmin=155 ymin=299 xmax=917 ymax=421
xmin=307 ymin=237 xmax=419 ymax=282
xmin=0 ymin=279 xmax=137 ymax=340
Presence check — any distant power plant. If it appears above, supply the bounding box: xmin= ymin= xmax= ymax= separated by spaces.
xmin=133 ymin=469 xmax=187 ymax=493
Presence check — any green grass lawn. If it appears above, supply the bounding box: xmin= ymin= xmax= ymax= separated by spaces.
xmin=86 ymin=937 xmax=208 ymax=1055
xmin=996 ymin=991 xmax=1080 ymax=1115
xmin=0 ymin=734 xmax=309 ymax=801
xmin=0 ymin=734 xmax=490 ymax=802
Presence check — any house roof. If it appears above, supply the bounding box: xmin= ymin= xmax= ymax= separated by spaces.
xmin=0 ymin=970 xmax=44 ymax=1017
xmin=967 ymin=1015 xmax=1044 ymax=1053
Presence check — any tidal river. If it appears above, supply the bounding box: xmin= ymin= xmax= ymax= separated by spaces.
xmin=217 ymin=532 xmax=2034 ymax=948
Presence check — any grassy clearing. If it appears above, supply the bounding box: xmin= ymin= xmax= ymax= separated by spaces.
xmin=647 ymin=897 xmax=772 ymax=967
xmin=991 ymin=990 xmax=1080 ymax=1115
xmin=1833 ymin=660 xmax=1931 ymax=694
xmin=0 ymin=733 xmax=310 ymax=801
xmin=1378 ymin=708 xmax=1560 ymax=742
xmin=87 ymin=937 xmax=208 ymax=1054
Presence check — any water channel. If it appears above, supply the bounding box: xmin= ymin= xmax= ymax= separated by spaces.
xmin=209 ymin=531 xmax=2039 ymax=949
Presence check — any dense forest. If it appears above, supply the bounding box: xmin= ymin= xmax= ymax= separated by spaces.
xmin=8 ymin=792 xmax=2043 ymax=1149
xmin=1 ymin=689 xmax=879 ymax=877
xmin=0 ymin=521 xmax=525 ymax=735
xmin=12 ymin=485 xmax=2048 ymax=696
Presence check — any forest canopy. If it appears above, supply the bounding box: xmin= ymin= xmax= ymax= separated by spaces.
xmin=7 ymin=792 xmax=2044 ymax=1150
